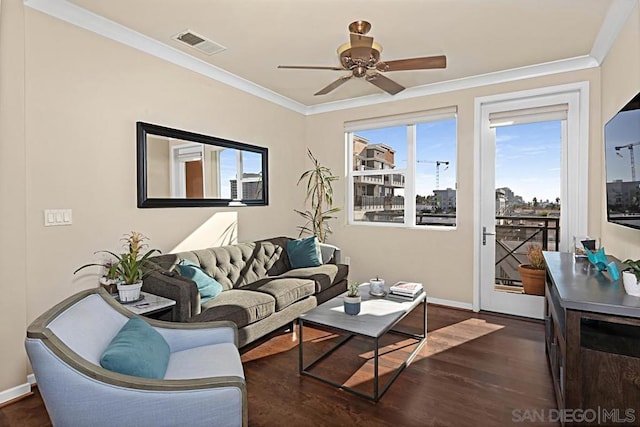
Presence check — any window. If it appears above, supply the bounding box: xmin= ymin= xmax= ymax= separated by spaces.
xmin=346 ymin=108 xmax=457 ymax=227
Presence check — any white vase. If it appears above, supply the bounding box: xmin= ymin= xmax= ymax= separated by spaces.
xmin=622 ymin=271 xmax=640 ymax=297
xmin=117 ymin=281 xmax=143 ymax=302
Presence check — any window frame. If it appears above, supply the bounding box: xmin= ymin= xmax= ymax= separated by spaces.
xmin=345 ymin=108 xmax=458 ymax=229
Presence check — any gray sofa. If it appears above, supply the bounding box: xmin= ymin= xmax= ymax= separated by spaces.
xmin=142 ymin=237 xmax=348 ymax=347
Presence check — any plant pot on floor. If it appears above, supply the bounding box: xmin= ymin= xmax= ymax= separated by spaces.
xmin=518 ymin=264 xmax=545 ymax=296
xmin=344 ymin=295 xmax=361 ymax=315
xmin=622 ymin=271 xmax=640 ymax=297
xmin=117 ymin=281 xmax=143 ymax=302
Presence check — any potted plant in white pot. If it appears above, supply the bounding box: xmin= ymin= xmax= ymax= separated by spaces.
xmin=75 ymin=231 xmax=160 ymax=302
xmin=622 ymin=259 xmax=640 ymax=296
xmin=344 ymin=281 xmax=361 ymax=315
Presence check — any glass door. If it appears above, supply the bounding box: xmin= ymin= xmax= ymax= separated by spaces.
xmin=480 ymin=116 xmax=563 ymax=319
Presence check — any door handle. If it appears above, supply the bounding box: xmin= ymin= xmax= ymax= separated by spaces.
xmin=482 ymin=226 xmax=495 ymax=246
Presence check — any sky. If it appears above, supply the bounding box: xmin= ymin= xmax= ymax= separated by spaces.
xmin=220 ymin=149 xmax=262 ymax=198
xmin=604 ymin=108 xmax=640 ymax=182
xmin=356 ymin=119 xmax=562 ymax=203
xmin=495 ymin=121 xmax=561 ymax=203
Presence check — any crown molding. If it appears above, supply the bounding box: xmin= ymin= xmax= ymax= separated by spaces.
xmin=23 ymin=0 xmax=308 ymax=115
xmin=24 ymin=0 xmax=634 ymax=117
xmin=590 ymin=0 xmax=638 ymax=64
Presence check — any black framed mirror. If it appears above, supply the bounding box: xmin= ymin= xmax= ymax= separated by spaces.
xmin=137 ymin=122 xmax=269 ymax=208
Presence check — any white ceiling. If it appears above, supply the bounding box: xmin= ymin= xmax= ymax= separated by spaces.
xmin=26 ymin=0 xmax=638 ymax=113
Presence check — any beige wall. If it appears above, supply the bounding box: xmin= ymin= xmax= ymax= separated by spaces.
xmin=601 ymin=1 xmax=640 ymax=259
xmin=305 ymin=69 xmax=602 ymax=304
xmin=0 ymin=0 xmax=28 ymax=394
xmin=0 ymin=6 xmax=306 ymax=393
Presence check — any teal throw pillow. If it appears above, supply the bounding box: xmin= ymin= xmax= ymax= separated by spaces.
xmin=176 ymin=259 xmax=223 ymax=303
xmin=287 ymin=236 xmax=322 ymax=269
xmin=100 ymin=317 xmax=170 ymax=379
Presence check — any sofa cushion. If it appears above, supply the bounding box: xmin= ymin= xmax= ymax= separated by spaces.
xmin=192 ymin=289 xmax=275 ymax=328
xmin=286 ymin=236 xmax=322 ymax=269
xmin=242 ymin=278 xmax=315 ymax=311
xmin=175 ymin=259 xmax=223 ymax=303
xmin=100 ymin=318 xmax=170 ymax=379
xmin=277 ymin=263 xmax=348 ymax=293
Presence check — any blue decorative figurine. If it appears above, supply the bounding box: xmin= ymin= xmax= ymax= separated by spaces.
xmin=585 ymin=247 xmax=620 ymax=280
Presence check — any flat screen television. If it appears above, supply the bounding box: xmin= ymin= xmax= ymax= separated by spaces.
xmin=605 ymin=91 xmax=640 ymax=230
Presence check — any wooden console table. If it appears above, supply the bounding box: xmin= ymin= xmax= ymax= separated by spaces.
xmin=543 ymin=251 xmax=640 ymax=425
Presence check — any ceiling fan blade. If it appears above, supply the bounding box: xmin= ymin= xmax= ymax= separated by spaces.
xmin=349 ymin=34 xmax=374 ymax=61
xmin=376 ymin=55 xmax=447 ymax=72
xmin=314 ymin=75 xmax=353 ymax=96
xmin=278 ymin=65 xmax=345 ymax=71
xmin=365 ymin=72 xmax=405 ymax=95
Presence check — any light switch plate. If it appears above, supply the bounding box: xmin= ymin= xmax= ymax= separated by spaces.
xmin=44 ymin=209 xmax=72 ymax=226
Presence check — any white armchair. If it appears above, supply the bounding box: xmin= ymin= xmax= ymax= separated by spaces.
xmin=25 ymin=288 xmax=247 ymax=427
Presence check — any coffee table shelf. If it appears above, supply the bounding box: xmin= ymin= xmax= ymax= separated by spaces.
xmin=298 ymin=283 xmax=426 ymax=402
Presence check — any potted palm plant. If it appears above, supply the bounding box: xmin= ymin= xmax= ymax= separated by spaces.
xmin=295 ymin=149 xmax=340 ymax=243
xmin=518 ymin=244 xmax=546 ymax=296
xmin=75 ymin=231 xmax=160 ymax=302
xmin=344 ymin=281 xmax=361 ymax=315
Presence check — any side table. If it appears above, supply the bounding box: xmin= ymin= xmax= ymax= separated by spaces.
xmin=118 ymin=291 xmax=176 ymax=320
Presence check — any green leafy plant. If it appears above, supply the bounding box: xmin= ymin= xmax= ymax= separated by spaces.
xmin=526 ymin=244 xmax=546 ymax=270
xmin=295 ymin=149 xmax=340 ymax=243
xmin=623 ymin=259 xmax=640 ymax=281
xmin=347 ymin=281 xmax=360 ymax=298
xmin=75 ymin=231 xmax=161 ymax=285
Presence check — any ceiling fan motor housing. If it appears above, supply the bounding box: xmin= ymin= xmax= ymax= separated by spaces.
xmin=337 ymin=42 xmax=382 ymax=72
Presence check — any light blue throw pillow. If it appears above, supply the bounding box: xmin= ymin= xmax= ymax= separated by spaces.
xmin=176 ymin=259 xmax=223 ymax=303
xmin=100 ymin=317 xmax=170 ymax=379
xmin=287 ymin=236 xmax=322 ymax=269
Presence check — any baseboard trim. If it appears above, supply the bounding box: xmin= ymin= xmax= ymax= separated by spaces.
xmin=0 ymin=381 xmax=32 ymax=406
xmin=27 ymin=374 xmax=36 ymax=385
xmin=427 ymin=296 xmax=473 ymax=311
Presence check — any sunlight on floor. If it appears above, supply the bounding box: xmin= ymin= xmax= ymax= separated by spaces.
xmin=343 ymin=318 xmax=506 ymax=387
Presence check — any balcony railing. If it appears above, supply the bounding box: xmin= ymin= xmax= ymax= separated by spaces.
xmin=354 ymin=195 xmax=404 ymax=211
xmin=494 ymin=215 xmax=560 ymax=289
xmin=353 ymin=175 xmax=384 ymax=184
xmin=384 ymin=174 xmax=405 ymax=187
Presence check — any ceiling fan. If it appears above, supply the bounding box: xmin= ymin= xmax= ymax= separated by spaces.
xmin=278 ymin=20 xmax=446 ymax=96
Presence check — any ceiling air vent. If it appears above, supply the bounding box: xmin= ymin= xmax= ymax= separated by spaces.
xmin=172 ymin=30 xmax=226 ymax=56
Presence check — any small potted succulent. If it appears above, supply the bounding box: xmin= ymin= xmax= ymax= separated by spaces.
xmin=98 ymin=260 xmax=121 ymax=295
xmin=344 ymin=281 xmax=361 ymax=315
xmin=622 ymin=259 xmax=640 ymax=296
xmin=518 ymin=244 xmax=546 ymax=296
xmin=75 ymin=231 xmax=160 ymax=302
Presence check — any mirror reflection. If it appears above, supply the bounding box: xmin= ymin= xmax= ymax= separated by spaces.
xmin=137 ymin=122 xmax=268 ymax=208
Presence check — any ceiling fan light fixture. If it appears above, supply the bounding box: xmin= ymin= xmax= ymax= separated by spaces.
xmin=348 ymin=20 xmax=371 ymax=35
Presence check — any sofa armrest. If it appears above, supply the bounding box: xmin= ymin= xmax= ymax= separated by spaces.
xmin=142 ymin=271 xmax=199 ymax=322
xmin=318 ymin=242 xmax=341 ymax=264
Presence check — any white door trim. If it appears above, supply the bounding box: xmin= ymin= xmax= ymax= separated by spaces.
xmin=472 ymin=82 xmax=590 ymax=312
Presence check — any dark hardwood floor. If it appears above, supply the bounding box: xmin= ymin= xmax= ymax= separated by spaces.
xmin=0 ymin=305 xmax=557 ymax=426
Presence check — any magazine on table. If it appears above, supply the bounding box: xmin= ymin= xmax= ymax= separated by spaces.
xmin=389 ymin=281 xmax=423 ymax=296
xmin=386 ymin=288 xmax=425 ymax=302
